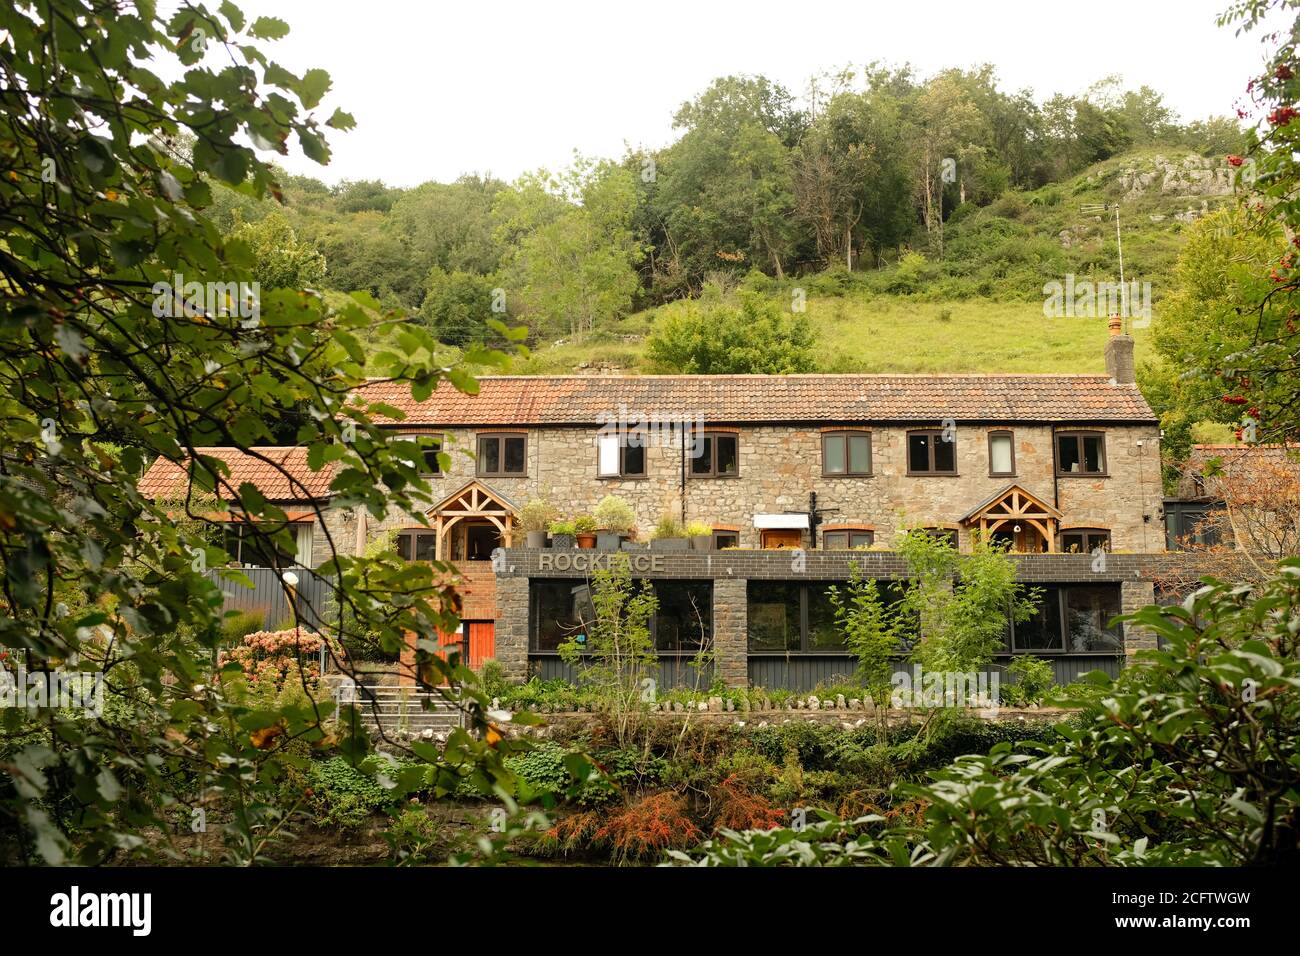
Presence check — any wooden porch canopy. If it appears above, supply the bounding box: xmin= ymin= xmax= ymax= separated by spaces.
xmin=429 ymin=480 xmax=517 ymax=560
xmin=959 ymin=483 xmax=1063 ymax=552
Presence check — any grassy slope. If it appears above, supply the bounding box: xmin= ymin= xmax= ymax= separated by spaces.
xmin=506 ymin=146 xmax=1224 ymax=377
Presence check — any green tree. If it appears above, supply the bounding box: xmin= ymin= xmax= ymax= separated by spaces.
xmin=827 ymin=562 xmax=906 ymax=743
xmin=557 ymin=558 xmax=659 ymax=748
xmin=794 ymin=88 xmax=911 ymax=270
xmin=1145 ymin=205 xmax=1284 ymax=477
xmin=895 ymin=530 xmax=1039 ymax=676
xmin=419 ymin=267 xmax=500 ymax=346
xmin=496 ymin=158 xmax=643 ymax=340
xmin=0 ymin=0 xmax=527 ymax=864
xmin=230 ymin=211 xmax=327 ymax=289
xmin=645 ymin=294 xmax=818 ymax=373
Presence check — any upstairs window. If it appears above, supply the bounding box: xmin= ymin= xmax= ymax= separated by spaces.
xmin=690 ymin=432 xmax=739 ymax=477
xmin=988 ymin=430 xmax=1015 ymax=476
xmin=1057 ymin=431 xmax=1106 ymax=476
xmin=822 ymin=529 xmax=874 ymax=549
xmin=596 ymin=430 xmax=647 ymax=478
xmin=907 ymin=430 xmax=957 ymax=475
xmin=822 ymin=431 xmax=872 ymax=476
xmin=1061 ymin=528 xmax=1110 ymax=554
xmin=478 ymin=433 xmax=527 ymax=477
xmin=399 ymin=434 xmax=443 ymax=475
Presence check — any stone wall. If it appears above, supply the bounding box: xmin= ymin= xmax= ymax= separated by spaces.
xmin=376 ymin=421 xmax=1163 ymax=552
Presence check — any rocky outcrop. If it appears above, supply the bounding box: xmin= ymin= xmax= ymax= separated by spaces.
xmin=1118 ymin=154 xmax=1234 ymax=201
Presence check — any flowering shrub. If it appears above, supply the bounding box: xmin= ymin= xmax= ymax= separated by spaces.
xmin=222 ymin=628 xmax=339 ymax=692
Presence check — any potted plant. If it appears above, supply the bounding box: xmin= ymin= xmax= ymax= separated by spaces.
xmin=686 ymin=521 xmax=713 ymax=550
xmin=649 ymin=516 xmax=690 ymax=551
xmin=548 ymin=520 xmax=576 ymax=549
xmin=574 ymin=515 xmax=598 ymax=549
xmin=518 ymin=499 xmax=556 ymax=549
xmin=594 ymin=494 xmax=636 ymax=550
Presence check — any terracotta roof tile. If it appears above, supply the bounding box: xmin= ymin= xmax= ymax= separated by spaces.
xmin=138 ymin=447 xmax=336 ymax=502
xmin=356 ymin=374 xmax=1157 ymax=426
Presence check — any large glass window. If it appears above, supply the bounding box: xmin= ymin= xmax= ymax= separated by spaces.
xmin=750 ymin=580 xmax=903 ymax=653
xmin=1011 ymin=586 xmax=1064 ymax=651
xmin=531 ymin=580 xmax=596 ymax=652
xmin=1008 ymin=585 xmax=1123 ymax=653
xmin=806 ymin=584 xmax=847 ymax=650
xmin=907 ymin=430 xmax=957 ymax=474
xmin=747 ymin=582 xmax=802 ymax=652
xmin=1064 ymin=586 xmax=1123 ymax=652
xmin=653 ymin=581 xmax=712 ymax=652
xmin=529 ymin=580 xmax=713 ymax=654
xmin=822 ymin=431 xmax=872 ymax=476
xmin=1057 ymin=431 xmax=1106 ymax=475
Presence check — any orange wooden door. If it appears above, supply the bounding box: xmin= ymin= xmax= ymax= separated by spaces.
xmin=761 ymin=529 xmax=802 ymax=549
xmin=466 ymin=621 xmax=495 ymax=669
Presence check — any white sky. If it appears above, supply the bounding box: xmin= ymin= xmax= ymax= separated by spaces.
xmin=230 ymin=0 xmax=1278 ymax=188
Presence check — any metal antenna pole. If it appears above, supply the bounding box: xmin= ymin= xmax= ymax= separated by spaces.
xmin=1114 ymin=204 xmax=1127 ymax=330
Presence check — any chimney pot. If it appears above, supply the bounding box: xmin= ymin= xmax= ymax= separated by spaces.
xmin=1108 ymin=316 xmax=1122 ymax=336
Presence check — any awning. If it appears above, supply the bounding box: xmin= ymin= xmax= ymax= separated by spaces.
xmin=753 ymin=513 xmax=810 ymax=530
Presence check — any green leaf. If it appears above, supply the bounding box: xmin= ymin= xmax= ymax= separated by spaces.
xmin=249 ymin=16 xmax=291 ymax=39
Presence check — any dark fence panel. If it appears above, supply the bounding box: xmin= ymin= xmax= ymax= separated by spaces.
xmin=529 ymin=655 xmax=714 ymax=690
xmin=748 ymin=654 xmax=1125 ymax=693
xmin=747 ymin=656 xmax=859 ymax=692
xmin=207 ymin=567 xmax=330 ymax=631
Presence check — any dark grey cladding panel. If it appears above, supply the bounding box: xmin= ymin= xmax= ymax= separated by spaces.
xmin=499 ymin=548 xmax=1250 ymax=584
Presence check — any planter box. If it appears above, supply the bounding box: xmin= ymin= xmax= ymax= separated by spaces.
xmin=690 ymin=535 xmax=713 ymax=551
xmin=596 ymin=532 xmax=622 ymax=550
xmin=650 ymin=538 xmax=690 ymax=551
xmin=620 ymin=539 xmax=647 ymax=551
xmin=525 ymin=530 xmax=548 ymax=549
xmin=551 ymin=534 xmax=575 ymax=549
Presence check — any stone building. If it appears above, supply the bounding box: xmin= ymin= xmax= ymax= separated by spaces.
xmin=141 ymin=326 xmax=1193 ymax=689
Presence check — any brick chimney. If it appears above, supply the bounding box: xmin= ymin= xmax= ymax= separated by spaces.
xmin=1104 ymin=316 xmax=1135 ymax=384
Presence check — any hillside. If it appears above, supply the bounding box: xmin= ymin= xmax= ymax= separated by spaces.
xmin=506 ymin=148 xmax=1234 ymax=377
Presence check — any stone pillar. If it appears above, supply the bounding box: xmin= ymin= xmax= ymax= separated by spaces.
xmin=1120 ymin=579 xmax=1157 ymax=659
xmin=713 ymin=577 xmax=748 ymax=688
xmin=494 ymin=572 xmax=530 ymax=682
